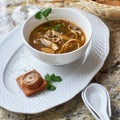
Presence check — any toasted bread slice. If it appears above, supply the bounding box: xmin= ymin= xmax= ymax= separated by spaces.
xmin=16 ymin=69 xmax=47 ymax=96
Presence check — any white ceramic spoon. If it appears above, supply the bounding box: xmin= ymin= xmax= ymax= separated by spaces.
xmin=102 ymin=84 xmax=111 ymax=117
xmin=81 ymin=90 xmax=111 ymax=120
xmin=83 ymin=83 xmax=110 ymax=120
xmin=81 ymin=92 xmax=101 ymax=120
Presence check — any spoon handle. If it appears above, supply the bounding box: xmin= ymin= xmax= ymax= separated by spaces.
xmin=100 ymin=112 xmax=110 ymax=120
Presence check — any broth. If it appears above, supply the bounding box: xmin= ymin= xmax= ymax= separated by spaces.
xmin=29 ymin=20 xmax=86 ymax=54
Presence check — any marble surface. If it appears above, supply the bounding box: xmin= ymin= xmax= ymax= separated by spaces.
xmin=0 ymin=0 xmax=120 ymax=120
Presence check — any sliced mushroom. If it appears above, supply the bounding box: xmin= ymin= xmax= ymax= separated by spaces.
xmin=33 ymin=38 xmax=40 ymax=44
xmin=46 ymin=30 xmax=54 ymax=37
xmin=51 ymin=37 xmax=61 ymax=43
xmin=40 ymin=38 xmax=59 ymax=50
xmin=41 ymin=47 xmax=55 ymax=54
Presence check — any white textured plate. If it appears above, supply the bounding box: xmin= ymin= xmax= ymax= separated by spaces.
xmin=0 ymin=10 xmax=109 ymax=114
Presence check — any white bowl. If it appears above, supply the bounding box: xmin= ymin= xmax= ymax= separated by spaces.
xmin=22 ymin=8 xmax=92 ymax=65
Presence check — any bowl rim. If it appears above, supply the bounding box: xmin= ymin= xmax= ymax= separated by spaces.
xmin=22 ymin=7 xmax=92 ymax=56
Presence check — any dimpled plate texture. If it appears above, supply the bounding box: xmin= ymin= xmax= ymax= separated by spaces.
xmin=0 ymin=10 xmax=109 ymax=114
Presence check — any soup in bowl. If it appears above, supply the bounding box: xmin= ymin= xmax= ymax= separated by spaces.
xmin=22 ymin=8 xmax=92 ymax=65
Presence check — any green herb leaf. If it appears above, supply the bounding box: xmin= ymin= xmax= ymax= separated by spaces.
xmin=44 ymin=73 xmax=51 ymax=82
xmin=52 ymin=23 xmax=62 ymax=31
xmin=35 ymin=8 xmax=51 ymax=20
xmin=52 ymin=76 xmax=62 ymax=82
xmin=44 ymin=73 xmax=62 ymax=91
xmin=46 ymin=83 xmax=56 ymax=91
xmin=35 ymin=8 xmax=61 ymax=31
xmin=35 ymin=11 xmax=43 ymax=19
xmin=42 ymin=8 xmax=52 ymax=17
xmin=50 ymin=73 xmax=56 ymax=80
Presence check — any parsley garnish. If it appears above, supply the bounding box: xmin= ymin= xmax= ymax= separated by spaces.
xmin=52 ymin=23 xmax=62 ymax=32
xmin=44 ymin=73 xmax=62 ymax=91
xmin=35 ymin=8 xmax=51 ymax=23
xmin=35 ymin=8 xmax=62 ymax=31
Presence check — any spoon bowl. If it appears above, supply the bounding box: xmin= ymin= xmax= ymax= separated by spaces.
xmin=81 ymin=92 xmax=101 ymax=120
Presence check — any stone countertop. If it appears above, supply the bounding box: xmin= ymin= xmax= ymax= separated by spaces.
xmin=0 ymin=0 xmax=120 ymax=120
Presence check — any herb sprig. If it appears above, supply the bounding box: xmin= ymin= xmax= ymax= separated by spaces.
xmin=35 ymin=8 xmax=51 ymax=23
xmin=44 ymin=73 xmax=62 ymax=91
xmin=35 ymin=8 xmax=62 ymax=31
